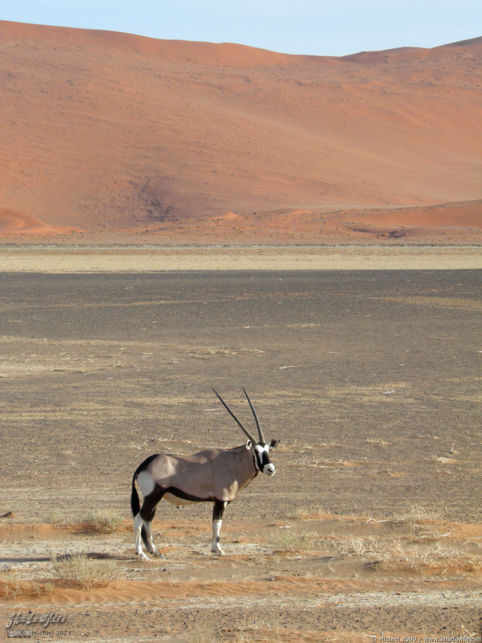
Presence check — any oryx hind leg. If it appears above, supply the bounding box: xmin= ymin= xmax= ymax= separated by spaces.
xmin=139 ymin=490 xmax=164 ymax=556
xmin=134 ymin=512 xmax=148 ymax=559
xmin=135 ymin=472 xmax=164 ymax=559
xmin=143 ymin=518 xmax=158 ymax=555
xmin=211 ymin=500 xmax=227 ymax=555
xmin=134 ymin=510 xmax=160 ymax=558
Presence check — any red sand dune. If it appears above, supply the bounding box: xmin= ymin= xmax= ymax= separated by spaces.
xmin=0 ymin=21 xmax=481 ymax=241
xmin=324 ymin=200 xmax=482 ymax=242
xmin=131 ymin=200 xmax=481 ymax=244
xmin=0 ymin=207 xmax=80 ymax=236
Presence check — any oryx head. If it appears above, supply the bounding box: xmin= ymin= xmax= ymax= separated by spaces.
xmin=212 ymin=387 xmax=279 ymax=476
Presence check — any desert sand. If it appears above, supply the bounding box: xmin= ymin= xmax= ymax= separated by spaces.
xmin=0 ymin=244 xmax=481 ymax=272
xmin=0 ymin=271 xmax=480 ymax=641
xmin=0 ymin=21 xmax=481 ymax=243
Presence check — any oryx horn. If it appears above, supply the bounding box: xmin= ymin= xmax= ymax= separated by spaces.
xmin=212 ymin=388 xmax=257 ymax=444
xmin=242 ymin=387 xmax=265 ymax=443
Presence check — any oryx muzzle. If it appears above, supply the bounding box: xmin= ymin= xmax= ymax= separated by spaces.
xmin=131 ymin=389 xmax=279 ymax=558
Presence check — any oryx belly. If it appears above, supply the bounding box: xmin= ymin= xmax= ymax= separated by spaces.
xmin=164 ymin=492 xmax=199 ymax=506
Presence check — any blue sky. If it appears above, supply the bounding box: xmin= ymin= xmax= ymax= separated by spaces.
xmin=2 ymin=0 xmax=481 ymax=56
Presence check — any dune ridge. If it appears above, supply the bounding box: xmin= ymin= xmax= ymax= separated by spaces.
xmin=0 ymin=20 xmax=297 ymax=66
xmin=0 ymin=21 xmax=481 ymax=241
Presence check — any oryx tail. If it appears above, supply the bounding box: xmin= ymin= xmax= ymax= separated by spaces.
xmin=131 ymin=454 xmax=160 ymax=552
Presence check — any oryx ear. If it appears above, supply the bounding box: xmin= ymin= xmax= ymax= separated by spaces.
xmin=246 ymin=439 xmax=253 ymax=449
xmin=269 ymin=439 xmax=280 ymax=449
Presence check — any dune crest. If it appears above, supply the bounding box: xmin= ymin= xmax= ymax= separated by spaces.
xmin=0 ymin=20 xmax=296 ymax=67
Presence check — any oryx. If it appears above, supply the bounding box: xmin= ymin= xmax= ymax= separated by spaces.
xmin=131 ymin=388 xmax=279 ymax=558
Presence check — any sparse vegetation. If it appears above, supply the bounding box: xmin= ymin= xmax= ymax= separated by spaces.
xmin=365 ymin=438 xmax=390 ymax=447
xmin=0 ymin=570 xmax=54 ymax=599
xmin=230 ymin=611 xmax=285 ymax=642
xmin=45 ymin=509 xmax=65 ymax=524
xmin=337 ymin=535 xmax=480 ymax=573
xmin=83 ymin=510 xmax=124 ymax=534
xmin=52 ymin=553 xmax=119 ymax=589
xmin=292 ymin=507 xmax=358 ymax=521
xmin=269 ymin=527 xmax=317 ymax=553
xmin=392 ymin=504 xmax=444 ymax=527
xmin=1 ymin=270 xmax=480 ymax=638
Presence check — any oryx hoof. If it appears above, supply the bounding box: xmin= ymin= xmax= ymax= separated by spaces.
xmin=211 ymin=547 xmax=225 ymax=556
xmin=151 ymin=551 xmax=165 ymax=559
xmin=137 ymin=551 xmax=149 ymax=560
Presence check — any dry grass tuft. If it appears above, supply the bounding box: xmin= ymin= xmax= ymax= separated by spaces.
xmin=229 ymin=611 xmax=286 ymax=642
xmin=52 ymin=553 xmax=119 ymax=589
xmin=322 ymin=634 xmax=377 ymax=643
xmin=45 ymin=509 xmax=66 ymax=524
xmin=395 ymin=505 xmax=443 ymax=524
xmin=269 ymin=528 xmax=318 ymax=553
xmin=337 ymin=536 xmax=481 ymax=574
xmin=0 ymin=570 xmax=54 ymax=599
xmin=83 ymin=510 xmax=125 ymax=534
xmin=365 ymin=438 xmax=390 ymax=447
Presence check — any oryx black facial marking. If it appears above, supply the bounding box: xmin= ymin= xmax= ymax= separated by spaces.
xmin=131 ymin=389 xmax=279 ymax=558
xmin=253 ymin=443 xmax=275 ymax=475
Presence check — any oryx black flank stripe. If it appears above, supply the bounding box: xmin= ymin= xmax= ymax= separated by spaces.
xmin=163 ymin=486 xmax=217 ymax=503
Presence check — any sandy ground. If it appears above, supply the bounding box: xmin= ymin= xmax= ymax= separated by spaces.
xmin=1 ymin=202 xmax=482 ymax=245
xmin=0 ymin=245 xmax=481 ymax=272
xmin=0 ymin=270 xmax=480 ymax=641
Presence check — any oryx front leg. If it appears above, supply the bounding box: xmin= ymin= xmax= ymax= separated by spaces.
xmin=211 ymin=500 xmax=227 ymax=555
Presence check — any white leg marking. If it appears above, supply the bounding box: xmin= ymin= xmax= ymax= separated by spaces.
xmin=211 ymin=519 xmax=224 ymax=555
xmin=134 ymin=513 xmax=148 ymax=560
xmin=144 ymin=519 xmax=158 ymax=555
